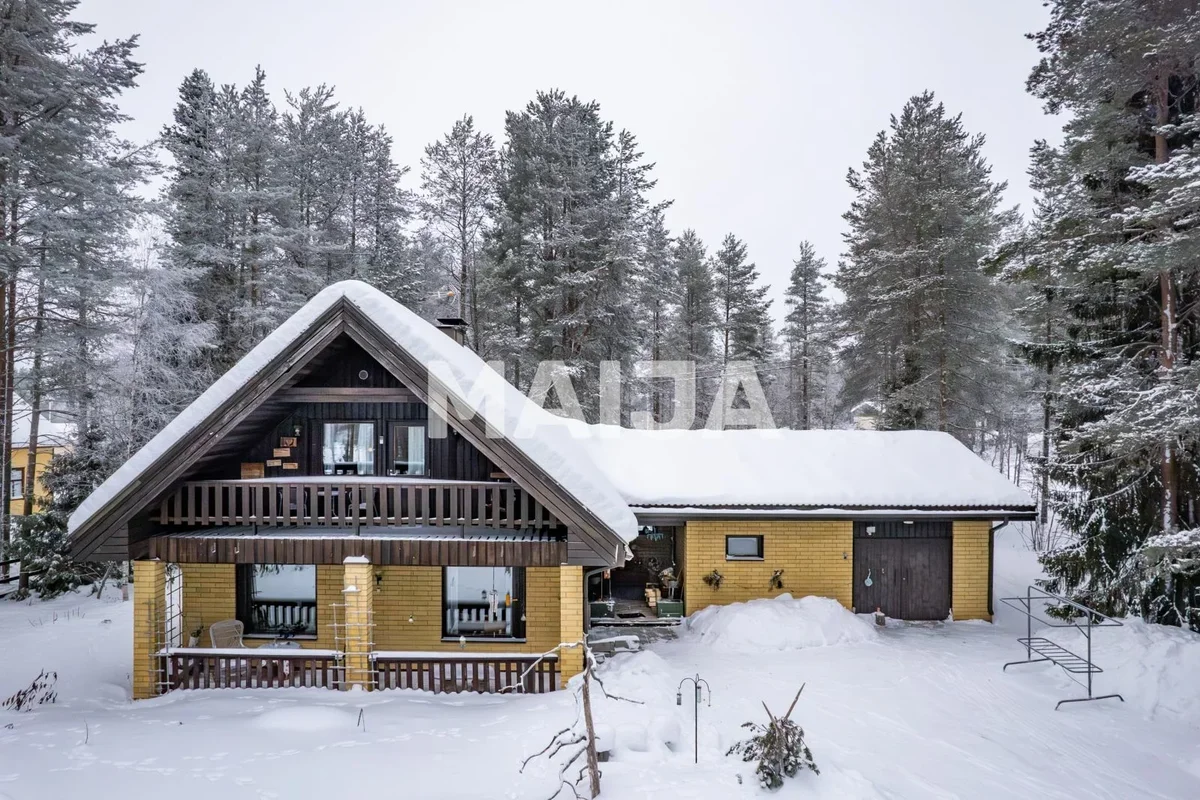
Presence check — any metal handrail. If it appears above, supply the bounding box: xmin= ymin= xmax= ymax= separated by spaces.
xmin=999 ymin=585 xmax=1124 ymax=710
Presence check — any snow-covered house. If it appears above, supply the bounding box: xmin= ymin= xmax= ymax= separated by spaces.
xmin=10 ymin=394 xmax=74 ymax=519
xmin=66 ymin=281 xmax=1034 ymax=700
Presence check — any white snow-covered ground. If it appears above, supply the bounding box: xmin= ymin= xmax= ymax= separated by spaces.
xmin=2 ymin=527 xmax=1198 ymax=799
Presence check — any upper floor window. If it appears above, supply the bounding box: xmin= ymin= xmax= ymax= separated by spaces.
xmin=9 ymin=468 xmax=23 ymax=500
xmin=390 ymin=424 xmax=426 ymax=476
xmin=323 ymin=422 xmax=375 ymax=475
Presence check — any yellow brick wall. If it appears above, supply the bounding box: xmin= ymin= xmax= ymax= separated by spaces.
xmin=558 ymin=566 xmax=584 ymax=679
xmin=132 ymin=560 xmax=166 ymax=700
xmin=373 ymin=566 xmax=565 ymax=655
xmin=952 ymin=521 xmax=992 ymax=621
xmin=341 ymin=560 xmax=375 ymax=688
xmin=682 ymin=520 xmax=854 ymax=615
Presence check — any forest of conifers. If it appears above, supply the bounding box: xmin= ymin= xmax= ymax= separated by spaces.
xmin=1 ymin=0 xmax=1198 ymax=626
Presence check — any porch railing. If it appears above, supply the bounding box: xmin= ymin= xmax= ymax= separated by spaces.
xmin=373 ymin=652 xmax=558 ymax=693
xmin=158 ymin=649 xmax=559 ymax=694
xmin=163 ymin=648 xmax=341 ymax=690
xmin=158 ymin=479 xmax=558 ymax=529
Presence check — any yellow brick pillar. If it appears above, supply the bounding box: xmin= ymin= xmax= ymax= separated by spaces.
xmin=952 ymin=521 xmax=993 ymax=621
xmin=132 ymin=560 xmax=166 ymax=700
xmin=558 ymin=565 xmax=584 ymax=681
xmin=340 ymin=556 xmax=375 ymax=690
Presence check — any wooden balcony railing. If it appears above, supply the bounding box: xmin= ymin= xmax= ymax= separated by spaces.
xmin=372 ymin=652 xmax=558 ymax=693
xmin=158 ymin=479 xmax=558 ymax=529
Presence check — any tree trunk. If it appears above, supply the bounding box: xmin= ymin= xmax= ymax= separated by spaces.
xmin=23 ymin=258 xmax=46 ymax=519
xmin=1155 ymin=79 xmax=1179 ymax=534
xmin=580 ymin=661 xmax=601 ymax=799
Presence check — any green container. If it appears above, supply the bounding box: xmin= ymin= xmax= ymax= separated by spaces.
xmin=656 ymin=600 xmax=684 ymax=618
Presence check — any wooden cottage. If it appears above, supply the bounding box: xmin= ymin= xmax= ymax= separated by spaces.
xmin=67 ymin=281 xmax=1034 ymax=699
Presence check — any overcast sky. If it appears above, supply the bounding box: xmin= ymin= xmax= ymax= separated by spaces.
xmin=78 ymin=0 xmax=1062 ymax=314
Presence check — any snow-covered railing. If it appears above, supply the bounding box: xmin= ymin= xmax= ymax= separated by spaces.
xmin=161 ymin=647 xmax=342 ymax=690
xmin=372 ymin=651 xmax=559 ymax=694
xmin=157 ymin=479 xmax=558 ymax=529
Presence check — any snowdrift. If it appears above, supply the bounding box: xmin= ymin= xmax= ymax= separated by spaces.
xmin=1045 ymin=617 xmax=1200 ymax=723
xmin=683 ymin=594 xmax=876 ymax=652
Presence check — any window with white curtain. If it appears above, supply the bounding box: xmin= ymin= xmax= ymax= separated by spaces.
xmin=390 ymin=424 xmax=426 ymax=475
xmin=322 ymin=422 xmax=375 ymax=475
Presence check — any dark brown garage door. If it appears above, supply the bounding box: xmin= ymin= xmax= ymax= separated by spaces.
xmin=852 ymin=521 xmax=951 ymax=620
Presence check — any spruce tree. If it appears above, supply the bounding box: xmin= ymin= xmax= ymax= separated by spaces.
xmin=1020 ymin=0 xmax=1200 ymax=621
xmin=783 ymin=242 xmax=835 ymax=429
xmin=835 ymin=92 xmax=1013 ymax=438
xmin=667 ymin=229 xmax=719 ymax=421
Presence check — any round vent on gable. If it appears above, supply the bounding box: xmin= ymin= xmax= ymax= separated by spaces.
xmin=358 ymin=369 xmax=369 ymax=381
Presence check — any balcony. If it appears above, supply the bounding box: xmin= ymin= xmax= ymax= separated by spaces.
xmin=156 ymin=478 xmax=559 ymax=530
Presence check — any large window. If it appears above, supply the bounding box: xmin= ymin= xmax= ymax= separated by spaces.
xmin=236 ymin=565 xmax=318 ymax=637
xmin=323 ymin=422 xmax=375 ymax=475
xmin=390 ymin=424 xmax=426 ymax=476
xmin=443 ymin=567 xmax=525 ymax=640
xmin=726 ymin=535 xmax=764 ymax=560
xmin=9 ymin=468 xmax=23 ymax=500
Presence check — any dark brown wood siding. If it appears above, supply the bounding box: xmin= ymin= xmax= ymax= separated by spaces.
xmin=852 ymin=520 xmax=951 ymax=620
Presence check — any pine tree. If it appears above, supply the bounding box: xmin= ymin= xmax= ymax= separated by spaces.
xmin=420 ymin=115 xmax=496 ymax=350
xmin=637 ymin=209 xmax=675 ymax=422
xmin=488 ymin=90 xmax=657 ymax=410
xmin=782 ymin=242 xmax=835 ymax=429
xmin=667 ymin=229 xmax=719 ymax=422
xmin=1021 ymin=0 xmax=1200 ymax=622
xmin=835 ymin=92 xmax=1014 ymax=438
xmin=712 ymin=234 xmax=771 ymax=366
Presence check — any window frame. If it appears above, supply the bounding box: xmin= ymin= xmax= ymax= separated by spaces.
xmin=9 ymin=467 xmax=23 ymax=501
xmin=321 ymin=420 xmax=377 ymax=476
xmin=441 ymin=566 xmax=526 ymax=642
xmin=725 ymin=535 xmax=764 ymax=561
xmin=235 ymin=564 xmax=319 ymax=639
xmin=389 ymin=422 xmax=427 ymax=476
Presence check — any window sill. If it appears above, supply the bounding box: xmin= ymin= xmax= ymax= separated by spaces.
xmin=244 ymin=634 xmax=319 ymax=641
xmin=725 ymin=556 xmax=764 ymax=562
xmin=441 ymin=637 xmax=526 ymax=644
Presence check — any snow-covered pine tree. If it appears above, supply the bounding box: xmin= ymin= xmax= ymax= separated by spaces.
xmin=488 ymin=90 xmax=656 ymax=411
xmin=713 ymin=234 xmax=772 ymax=366
xmin=1023 ymin=0 xmax=1200 ymax=622
xmin=420 ymin=115 xmax=497 ymax=350
xmin=636 ymin=209 xmax=675 ymax=423
xmin=835 ymin=92 xmax=1014 ymax=439
xmin=666 ymin=229 xmax=719 ymax=424
xmin=0 ymin=0 xmax=145 ymax=560
xmin=782 ymin=242 xmax=835 ymax=429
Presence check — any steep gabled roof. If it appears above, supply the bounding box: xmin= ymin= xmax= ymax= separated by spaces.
xmin=578 ymin=426 xmax=1035 ymax=515
xmin=68 ymin=281 xmax=638 ymax=562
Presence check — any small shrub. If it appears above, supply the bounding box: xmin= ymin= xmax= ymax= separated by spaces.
xmin=702 ymin=569 xmax=723 ymax=589
xmin=3 ymin=670 xmax=58 ymax=712
xmin=727 ymin=688 xmax=818 ymax=790
xmin=769 ymin=569 xmax=785 ymax=590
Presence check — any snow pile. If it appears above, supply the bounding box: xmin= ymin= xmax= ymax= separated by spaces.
xmin=1043 ymin=617 xmax=1200 ymax=723
xmin=684 ymin=594 xmax=877 ymax=652
xmin=251 ymin=705 xmax=358 ymax=732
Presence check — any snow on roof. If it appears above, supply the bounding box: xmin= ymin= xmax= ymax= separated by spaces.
xmin=12 ymin=394 xmax=74 ymax=449
xmin=577 ymin=426 xmax=1034 ymax=510
xmin=68 ymin=281 xmax=640 ymax=547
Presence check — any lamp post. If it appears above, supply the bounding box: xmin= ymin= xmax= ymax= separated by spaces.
xmin=676 ymin=673 xmax=712 ymax=764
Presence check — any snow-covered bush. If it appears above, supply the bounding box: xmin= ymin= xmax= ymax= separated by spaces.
xmin=727 ymin=690 xmax=819 ymax=790
xmin=2 ymin=670 xmax=58 ymax=712
xmin=7 ymin=514 xmax=95 ymax=599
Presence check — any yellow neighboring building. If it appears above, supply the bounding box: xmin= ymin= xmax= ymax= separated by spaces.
xmin=10 ymin=395 xmax=73 ymax=519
